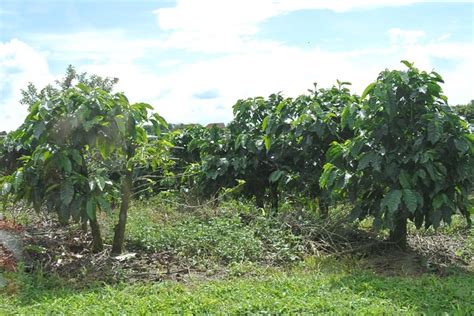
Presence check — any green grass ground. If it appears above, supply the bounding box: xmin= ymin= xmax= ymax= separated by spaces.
xmin=1 ymin=195 xmax=473 ymax=314
xmin=1 ymin=260 xmax=473 ymax=314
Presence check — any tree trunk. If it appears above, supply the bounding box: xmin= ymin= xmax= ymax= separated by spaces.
xmin=255 ymin=192 xmax=264 ymax=209
xmin=112 ymin=170 xmax=132 ymax=255
xmin=81 ymin=217 xmax=88 ymax=233
xmin=318 ymin=198 xmax=329 ymax=218
xmin=270 ymin=185 xmax=279 ymax=213
xmin=459 ymin=205 xmax=472 ymax=229
xmin=89 ymin=218 xmax=103 ymax=253
xmin=389 ymin=216 xmax=408 ymax=249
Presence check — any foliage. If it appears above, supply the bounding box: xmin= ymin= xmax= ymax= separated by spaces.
xmin=262 ymin=82 xmax=357 ymax=213
xmin=178 ymin=86 xmax=356 ymax=212
xmin=1 ymin=69 xmax=167 ymax=253
xmin=5 ymin=86 xmax=137 ymax=218
xmin=0 ymin=134 xmax=29 ymax=178
xmin=452 ymin=102 xmax=474 ymax=126
xmin=166 ymin=124 xmax=229 ymax=197
xmin=227 ymin=95 xmax=283 ymax=207
xmin=129 ymin=137 xmax=174 ymax=198
xmin=321 ymin=61 xmax=474 ymax=246
xmin=20 ymin=65 xmax=118 ymax=107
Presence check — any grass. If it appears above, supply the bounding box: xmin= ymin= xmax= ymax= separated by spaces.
xmin=1 ymin=194 xmax=473 ymax=314
xmin=112 ymin=196 xmax=309 ymax=266
xmin=1 ymin=258 xmax=473 ymax=314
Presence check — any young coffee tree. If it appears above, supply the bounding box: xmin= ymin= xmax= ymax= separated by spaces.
xmin=1 ymin=75 xmax=166 ymax=254
xmin=321 ymin=61 xmax=474 ymax=248
xmin=229 ymin=94 xmax=286 ymax=209
xmin=262 ymin=82 xmax=357 ymax=216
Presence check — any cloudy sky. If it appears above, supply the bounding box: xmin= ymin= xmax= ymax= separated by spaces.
xmin=0 ymin=0 xmax=473 ymax=131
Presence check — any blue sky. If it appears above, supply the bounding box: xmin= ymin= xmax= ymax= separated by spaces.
xmin=1 ymin=0 xmax=473 ymax=131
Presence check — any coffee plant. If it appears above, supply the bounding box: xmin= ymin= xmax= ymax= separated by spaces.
xmin=262 ymin=82 xmax=357 ymax=215
xmin=1 ymin=76 xmax=167 ymax=254
xmin=321 ymin=61 xmax=474 ymax=247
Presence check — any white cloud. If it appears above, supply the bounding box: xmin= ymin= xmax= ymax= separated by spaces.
xmin=437 ymin=33 xmax=451 ymax=41
xmin=153 ymin=0 xmax=465 ymax=53
xmin=154 ymin=0 xmax=280 ymax=53
xmin=79 ymin=63 xmax=167 ymax=103
xmin=388 ymin=28 xmax=426 ymax=46
xmin=0 ymin=39 xmax=53 ymax=131
xmin=31 ymin=31 xmax=163 ymax=63
xmin=73 ymin=30 xmax=472 ymax=125
xmin=4 ymin=30 xmax=470 ymax=129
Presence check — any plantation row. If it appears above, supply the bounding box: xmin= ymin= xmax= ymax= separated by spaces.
xmin=0 ymin=62 xmax=473 ymax=253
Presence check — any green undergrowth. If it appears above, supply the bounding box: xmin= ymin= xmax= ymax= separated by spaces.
xmin=106 ymin=196 xmax=347 ymax=266
xmin=1 ymin=258 xmax=473 ymax=314
xmin=103 ymin=195 xmax=472 ymax=268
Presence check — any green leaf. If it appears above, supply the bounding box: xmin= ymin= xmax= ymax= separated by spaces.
xmin=89 ymin=179 xmax=96 ymax=191
xmin=70 ymin=150 xmax=82 ymax=166
xmin=430 ymin=71 xmax=444 ymax=83
xmin=13 ymin=170 xmax=23 ymax=191
xmin=153 ymin=113 xmax=168 ymax=129
xmin=320 ymin=163 xmax=337 ymax=189
xmin=425 ymin=163 xmax=443 ymax=181
xmin=261 ymin=116 xmax=269 ymax=132
xmin=402 ymin=189 xmax=418 ymax=213
xmin=95 ymin=176 xmax=106 ymax=191
xmin=41 ymin=151 xmax=52 ymax=162
xmin=59 ymin=154 xmax=72 ymax=174
xmin=432 ymin=194 xmax=445 ymax=209
xmin=276 ymin=100 xmax=287 ymax=113
xmin=415 ymin=169 xmax=427 ymax=180
xmin=427 ymin=120 xmax=441 ymax=144
xmin=115 ymin=115 xmax=126 ymax=135
xmin=341 ymin=106 xmax=352 ymax=128
xmin=263 ymin=135 xmax=271 ymax=151
xmin=136 ymin=126 xmax=147 ymax=143
xmin=361 ymin=82 xmax=376 ymax=99
xmin=1 ymin=182 xmax=12 ymax=195
xmin=398 ymin=170 xmax=411 ymax=189
xmin=86 ymin=197 xmax=96 ymax=220
xmin=96 ymin=195 xmax=112 ymax=214
xmin=151 ymin=119 xmax=161 ymax=136
xmin=269 ymin=170 xmax=284 ymax=183
xmin=400 ymin=60 xmax=414 ymax=68
xmin=326 ymin=141 xmax=344 ymax=161
xmin=60 ymin=181 xmax=74 ymax=206
xmin=454 ymin=138 xmax=469 ymax=154
xmin=357 ymin=152 xmax=378 ymax=171
xmin=96 ymin=137 xmax=109 ymax=159
xmin=39 ymin=106 xmax=48 ymax=120
xmin=381 ymin=190 xmax=402 ymax=214
xmin=33 ymin=122 xmax=46 ymax=139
